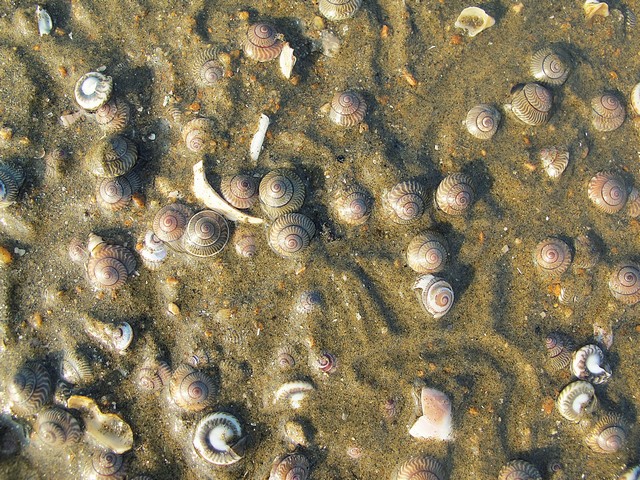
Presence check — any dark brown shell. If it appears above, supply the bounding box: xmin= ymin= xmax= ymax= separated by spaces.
xmin=385 ymin=180 xmax=426 ymax=224
xmin=511 ymin=83 xmax=553 ymax=125
xmin=591 ymin=93 xmax=625 ymax=132
xmin=169 ymin=364 xmax=215 ymax=411
xmin=0 ymin=163 xmax=25 ymax=207
xmin=181 ymin=210 xmax=230 ymax=257
xmin=435 ymin=173 xmax=475 ymax=215
xmin=533 ymin=237 xmax=572 ymax=278
xmin=329 ymin=91 xmax=367 ymax=127
xmin=609 ymin=263 xmax=640 ymax=305
xmin=221 ymin=174 xmax=259 ymax=209
xmin=9 ymin=362 xmax=52 ymax=415
xmin=588 ymin=171 xmax=628 ymax=214
xmin=319 ymin=0 xmax=362 ymax=21
xmin=268 ymin=213 xmax=316 ymax=257
xmin=244 ymin=23 xmax=283 ymax=62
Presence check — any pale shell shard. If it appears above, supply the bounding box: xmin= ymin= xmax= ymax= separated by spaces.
xmin=393 ymin=455 xmax=446 ymax=480
xmin=584 ymin=0 xmax=609 ymax=20
xmin=279 ymin=42 xmax=296 ymax=80
xmin=498 ymin=460 xmax=542 ymax=480
xmin=412 ymin=274 xmax=454 ymax=319
xmin=556 ymin=380 xmax=597 ymax=422
xmin=584 ymin=413 xmax=627 ymax=454
xmin=250 ymin=114 xmax=270 ymax=161
xmin=540 ymin=147 xmax=569 ymax=179
xmin=319 ymin=0 xmax=362 ymax=21
xmin=571 ymin=344 xmax=611 ymax=384
xmin=631 ymin=83 xmax=640 ymax=116
xmin=35 ymin=407 xmax=82 ymax=447
xmin=454 ymin=7 xmax=495 ymax=37
xmin=36 ymin=6 xmax=52 ymax=36
xmin=274 ymin=381 xmax=315 ymax=409
xmin=193 ymin=412 xmax=246 ymax=466
xmin=74 ymin=72 xmax=113 ymax=111
xmin=409 ymin=387 xmax=453 ymax=441
xmin=269 ymin=453 xmax=310 ymax=480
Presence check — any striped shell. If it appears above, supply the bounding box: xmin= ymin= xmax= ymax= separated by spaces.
xmin=169 ymin=364 xmax=215 ymax=411
xmin=385 ymin=180 xmax=426 ymax=224
xmin=259 ymin=169 xmax=305 ymax=218
xmin=585 ymin=413 xmax=627 ymax=454
xmin=35 ymin=407 xmax=82 ymax=447
xmin=94 ymin=97 xmax=130 ymax=132
xmin=193 ymin=412 xmax=246 ymax=466
xmin=268 ymin=213 xmax=316 ymax=257
xmin=530 ymin=47 xmax=571 ymax=86
xmin=296 ymin=290 xmax=323 ymax=314
xmin=435 ymin=173 xmax=475 ymax=215
xmin=269 ymin=453 xmax=310 ymax=480
xmin=234 ymin=233 xmax=257 ymax=258
xmin=626 ymin=187 xmax=640 ymax=218
xmin=137 ymin=231 xmax=168 ymax=270
xmin=329 ymin=91 xmax=367 ymax=127
xmin=392 ymin=455 xmax=445 ymax=480
xmin=9 ymin=362 xmax=52 ymax=415
xmin=591 ymin=93 xmax=625 ymax=132
xmin=96 ymin=171 xmax=141 ymax=211
xmin=465 ymin=104 xmax=501 ymax=139
xmin=333 ymin=184 xmax=373 ymax=226
xmin=0 ymin=163 xmax=25 ymax=208
xmin=60 ymin=350 xmax=93 ymax=385
xmin=539 ymin=147 xmax=569 ymax=179
xmin=181 ymin=118 xmax=215 ymax=153
xmin=88 ymin=135 xmax=138 ymax=178
xmin=244 ymin=23 xmax=283 ymax=62
xmin=193 ymin=48 xmax=226 ymax=87
xmin=588 ymin=171 xmax=628 ymax=214
xmin=510 ymin=83 xmax=553 ymax=125
xmin=137 ymin=359 xmax=171 ymax=392
xmin=533 ymin=237 xmax=572 ymax=278
xmin=277 ymin=346 xmax=296 ymax=370
xmin=319 ymin=0 xmax=362 ymax=21
xmin=406 ymin=232 xmax=448 ymax=274
xmin=87 ymin=243 xmax=136 ymax=290
xmin=221 ymin=174 xmax=259 ymax=209
xmin=314 ymin=351 xmax=338 ymax=374
xmin=609 ymin=263 xmax=640 ymax=305
xmin=84 ymin=450 xmax=127 ymax=480
xmin=556 ymin=380 xmax=597 ymax=422
xmin=413 ymin=274 xmax=454 ymax=319
xmin=545 ymin=332 xmax=575 ymax=373
xmin=153 ymin=203 xmax=192 ymax=246
xmin=571 ymin=344 xmax=611 ymax=384
xmin=498 ymin=460 xmax=542 ymax=480
xmin=181 ymin=210 xmax=230 ymax=257
xmin=74 ymin=72 xmax=113 ymax=111
xmin=573 ymin=233 xmax=600 ymax=269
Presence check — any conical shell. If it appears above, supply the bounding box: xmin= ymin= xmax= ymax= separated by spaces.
xmin=465 ymin=104 xmax=501 ymax=140
xmin=413 ymin=274 xmax=454 ymax=319
xmin=533 ymin=237 xmax=572 ymax=279
xmin=588 ymin=171 xmax=628 ymax=214
xmin=181 ymin=118 xmax=215 ymax=153
xmin=193 ymin=48 xmax=226 ymax=87
xmin=540 ymin=147 xmax=569 ymax=179
xmin=571 ymin=344 xmax=611 ymax=384
xmin=74 ymin=72 xmax=113 ymax=111
xmin=94 ymin=97 xmax=130 ymax=132
xmin=609 ymin=263 xmax=640 ymax=305
xmin=60 ymin=350 xmax=93 ymax=385
xmin=591 ymin=93 xmax=625 ymax=132
xmin=244 ymin=23 xmax=283 ymax=62
xmin=96 ymin=171 xmax=141 ymax=211
xmin=88 ymin=135 xmax=138 ymax=178
xmin=333 ymin=184 xmax=373 ymax=226
xmin=328 ymin=91 xmax=367 ymax=127
xmin=83 ymin=449 xmax=127 ymax=480
xmin=544 ymin=332 xmax=575 ymax=373
xmin=221 ymin=174 xmax=259 ymax=209
xmin=530 ymin=47 xmax=571 ymax=86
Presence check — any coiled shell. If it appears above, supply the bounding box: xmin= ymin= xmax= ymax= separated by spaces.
xmin=234 ymin=233 xmax=257 ymax=258
xmin=406 ymin=232 xmax=448 ymax=274
xmin=465 ymin=104 xmax=501 ymax=139
xmin=609 ymin=263 xmax=640 ymax=305
xmin=137 ymin=359 xmax=171 ymax=392
xmin=0 ymin=163 xmax=25 ymax=208
xmin=319 ymin=0 xmax=362 ymax=21
xmin=60 ymin=350 xmax=93 ymax=385
xmin=545 ymin=332 xmax=575 ymax=373
xmin=68 ymin=237 xmax=89 ymax=264
xmin=530 ymin=47 xmax=571 ymax=86
xmin=631 ymin=83 xmax=640 ymax=116
xmin=153 ymin=203 xmax=193 ymax=245
xmin=556 ymin=380 xmax=597 ymax=422
xmin=193 ymin=48 xmax=226 ymax=87
xmin=243 ymin=23 xmax=283 ymax=62
xmin=268 ymin=213 xmax=316 ymax=257
xmin=84 ymin=316 xmax=133 ymax=353
xmin=96 ymin=171 xmax=141 ymax=211
xmin=413 ymin=274 xmax=454 ymax=319
xmin=588 ymin=171 xmax=628 ymax=214
xmin=181 ymin=210 xmax=230 ymax=257
xmin=296 ymin=290 xmax=323 ymax=314
xmin=329 ymin=91 xmax=367 ymax=127
xmin=585 ymin=413 xmax=627 ymax=454
xmin=9 ymin=361 xmax=52 ymax=415
xmin=94 ymin=97 xmax=130 ymax=132
xmin=87 ymin=243 xmax=136 ymax=290
xmin=385 ymin=180 xmax=426 ymax=224
xmin=435 ymin=173 xmax=475 ymax=216
xmin=193 ymin=412 xmax=246 ymax=466
xmin=392 ymin=455 xmax=445 ymax=480
xmin=533 ymin=237 xmax=572 ymax=279
xmin=74 ymin=72 xmax=113 ymax=111
xmin=314 ymin=351 xmax=338 ymax=374
xmin=276 ymin=346 xmax=296 ymax=370
xmin=571 ymin=344 xmax=611 ymax=384
xmin=137 ymin=231 xmax=168 ymax=270
xmin=259 ymin=169 xmax=305 ymax=218
xmin=626 ymin=187 xmax=640 ymax=218
xmin=221 ymin=174 xmax=259 ymax=210
xmin=84 ymin=449 xmax=127 ymax=480
xmin=35 ymin=407 xmax=82 ymax=447
xmin=269 ymin=453 xmax=310 ymax=480
xmin=498 ymin=460 xmax=542 ymax=480
xmin=573 ymin=233 xmax=600 ymax=269
xmin=540 ymin=147 xmax=569 ymax=179
xmin=591 ymin=93 xmax=625 ymax=132
xmin=333 ymin=184 xmax=373 ymax=226
xmin=510 ymin=83 xmax=553 ymax=126
xmin=169 ymin=364 xmax=215 ymax=411
xmin=88 ymin=135 xmax=138 ymax=178
xmin=181 ymin=118 xmax=215 ymax=153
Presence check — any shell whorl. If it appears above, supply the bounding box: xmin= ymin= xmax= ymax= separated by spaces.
xmin=268 ymin=213 xmax=316 ymax=258
xmin=221 ymin=174 xmax=259 ymax=209
xmin=319 ymin=0 xmax=363 ymax=21
xmin=87 ymin=243 xmax=136 ymax=290
xmin=181 ymin=210 xmax=230 ymax=257
xmin=393 ymin=455 xmax=445 ymax=480
xmin=74 ymin=72 xmax=113 ymax=111
xmin=153 ymin=203 xmax=193 ymax=244
xmin=60 ymin=350 xmax=93 ymax=385
xmin=193 ymin=48 xmax=226 ymax=87
xmin=84 ymin=449 xmax=127 ymax=480
xmin=465 ymin=104 xmax=501 ymax=139
xmin=435 ymin=173 xmax=475 ymax=216
xmin=244 ymin=23 xmax=283 ymax=62
xmin=181 ymin=118 xmax=215 ymax=153
xmin=94 ymin=97 xmax=130 ymax=132
xmin=385 ymin=180 xmax=426 ymax=224
xmin=556 ymin=380 xmax=597 ymax=422
xmin=269 ymin=452 xmax=311 ymax=480
xmin=591 ymin=92 xmax=625 ymax=132
xmin=9 ymin=361 xmax=52 ymax=415
xmin=530 ymin=47 xmax=571 ymax=86
xmin=193 ymin=412 xmax=245 ymax=466
xmin=137 ymin=359 xmax=171 ymax=392
xmin=588 ymin=171 xmax=628 ymax=214
xmin=608 ymin=263 xmax=640 ymax=305
xmin=0 ymin=163 xmax=25 ymax=207
xmin=333 ymin=184 xmax=373 ymax=226
xmin=539 ymin=147 xmax=569 ymax=179
xmin=169 ymin=364 xmax=215 ymax=411
xmin=329 ymin=91 xmax=367 ymax=127
xmin=544 ymin=332 xmax=575 ymax=373
xmin=570 ymin=344 xmax=611 ymax=384
xmin=259 ymin=169 xmax=305 ymax=219
xmin=510 ymin=83 xmax=553 ymax=125
xmin=533 ymin=237 xmax=572 ymax=278
xmin=35 ymin=407 xmax=82 ymax=447
xmin=498 ymin=460 xmax=542 ymax=480
xmin=413 ymin=274 xmax=454 ymax=319
xmin=96 ymin=171 xmax=141 ymax=211
xmin=406 ymin=232 xmax=448 ymax=274
xmin=584 ymin=413 xmax=627 ymax=454
xmin=88 ymin=135 xmax=138 ymax=178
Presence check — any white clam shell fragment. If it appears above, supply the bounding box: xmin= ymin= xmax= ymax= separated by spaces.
xmin=409 ymin=387 xmax=453 ymax=441
xmin=274 ymin=381 xmax=315 ymax=409
xmin=412 ymin=274 xmax=454 ymax=319
xmin=279 ymin=42 xmax=296 ymax=80
xmin=570 ymin=344 xmax=611 ymax=384
xmin=630 ymin=83 xmax=640 ymax=116
xmin=556 ymin=380 xmax=598 ymax=422
xmin=36 ymin=6 xmax=52 ymax=36
xmin=250 ymin=114 xmax=270 ymax=162
xmin=193 ymin=412 xmax=246 ymax=466
xmin=454 ymin=7 xmax=495 ymax=37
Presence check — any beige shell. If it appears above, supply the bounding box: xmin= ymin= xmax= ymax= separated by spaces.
xmin=465 ymin=104 xmax=501 ymax=139
xmin=259 ymin=169 xmax=305 ymax=219
xmin=332 ymin=184 xmax=373 ymax=226
xmin=244 ymin=23 xmax=283 ymax=62
xmin=571 ymin=344 xmax=611 ymax=384
xmin=392 ymin=455 xmax=445 ymax=480
xmin=35 ymin=407 xmax=82 ymax=447
xmin=406 ymin=232 xmax=448 ymax=273
xmin=193 ymin=48 xmax=226 ymax=87
xmin=609 ymin=262 xmax=640 ymax=305
xmin=626 ymin=187 xmax=640 ymax=218
xmin=74 ymin=72 xmax=113 ymax=111
xmin=584 ymin=0 xmax=609 ymax=20
xmin=87 ymin=242 xmax=137 ymax=290
xmin=94 ymin=97 xmax=130 ymax=132
xmin=510 ymin=83 xmax=553 ymax=125
xmin=181 ymin=210 xmax=230 ymax=258
xmin=413 ymin=274 xmax=454 ymax=319
xmin=539 ymin=147 xmax=569 ymax=179
xmin=454 ymin=7 xmax=495 ymax=37
xmin=328 ymin=91 xmax=367 ymax=127
xmin=83 ymin=449 xmax=128 ymax=480
xmin=530 ymin=47 xmax=571 ymax=86
xmin=556 ymin=380 xmax=597 ymax=422
xmin=588 ymin=171 xmax=628 ymax=214
xmin=136 ymin=359 xmax=171 ymax=392
xmin=545 ymin=332 xmax=575 ymax=373
xmin=384 ymin=180 xmax=426 ymax=224
xmin=88 ymin=135 xmax=138 ymax=178
xmin=268 ymin=213 xmax=316 ymax=257
xmin=533 ymin=237 xmax=572 ymax=279
xmin=498 ymin=460 xmax=542 ymax=480
xmin=9 ymin=362 xmax=52 ymax=415
xmin=182 ymin=118 xmax=215 ymax=153
xmin=435 ymin=173 xmax=475 ymax=215
xmin=584 ymin=413 xmax=627 ymax=453
xmin=269 ymin=453 xmax=310 ymax=480
xmin=631 ymin=83 xmax=640 ymax=116
xmin=169 ymin=364 xmax=215 ymax=412
xmin=318 ymin=0 xmax=362 ymax=21
xmin=60 ymin=350 xmax=93 ymax=385
xmin=591 ymin=93 xmax=625 ymax=132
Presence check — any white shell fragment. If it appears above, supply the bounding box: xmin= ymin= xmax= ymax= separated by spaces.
xmin=583 ymin=0 xmax=609 ymax=20
xmin=250 ymin=114 xmax=270 ymax=162
xmin=454 ymin=7 xmax=495 ymax=37
xmin=36 ymin=6 xmax=52 ymax=36
xmin=84 ymin=316 xmax=133 ymax=353
xmin=274 ymin=381 xmax=315 ymax=409
xmin=409 ymin=387 xmax=453 ymax=441
xmin=279 ymin=42 xmax=297 ymax=80
xmin=631 ymin=83 xmax=640 ymax=116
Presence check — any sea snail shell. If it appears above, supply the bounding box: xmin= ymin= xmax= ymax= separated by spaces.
xmin=243 ymin=23 xmax=283 ymax=62
xmin=319 ymin=0 xmax=362 ymax=21
xmin=84 ymin=449 xmax=127 ymax=480
xmin=413 ymin=274 xmax=454 ymax=319
xmin=259 ymin=169 xmax=305 ymax=219
xmin=193 ymin=412 xmax=246 ymax=466
xmin=533 ymin=237 xmax=572 ymax=279
xmin=465 ymin=104 xmax=501 ymax=139
xmin=510 ymin=82 xmax=553 ymax=126
xmin=74 ymin=72 xmax=113 ymax=111
xmin=435 ymin=173 xmax=475 ymax=216
xmin=556 ymin=380 xmax=597 ymax=422
xmin=152 ymin=203 xmax=193 ymax=245
xmin=498 ymin=460 xmax=542 ymax=480
xmin=137 ymin=359 xmax=171 ymax=392
xmin=193 ymin=48 xmax=226 ymax=87
xmin=137 ymin=231 xmax=168 ymax=270
xmin=608 ymin=262 xmax=640 ymax=305
xmin=88 ymin=135 xmax=138 ymax=178
xmin=269 ymin=453 xmax=311 ymax=480
xmin=221 ymin=174 xmax=259 ymax=210
xmin=588 ymin=171 xmax=628 ymax=214
xmin=0 ymin=163 xmax=25 ymax=208
xmin=96 ymin=171 xmax=141 ymax=212
xmin=268 ymin=213 xmax=316 ymax=258
xmin=94 ymin=97 xmax=130 ymax=132
xmin=60 ymin=350 xmax=93 ymax=385
xmin=571 ymin=344 xmax=611 ymax=384
xmin=333 ymin=184 xmax=373 ymax=226
xmin=35 ymin=407 xmax=82 ymax=447
xmin=530 ymin=47 xmax=571 ymax=86
xmin=540 ymin=147 xmax=569 ymax=179
xmin=545 ymin=332 xmax=575 ymax=373
xmin=591 ymin=92 xmax=625 ymax=132
xmin=329 ymin=90 xmax=367 ymax=127
xmin=392 ymin=455 xmax=445 ymax=480
xmin=181 ymin=118 xmax=215 ymax=153
xmin=87 ymin=241 xmax=137 ymax=291
xmin=584 ymin=413 xmax=627 ymax=454
xmin=9 ymin=361 xmax=52 ymax=415
xmin=169 ymin=364 xmax=215 ymax=411
xmin=406 ymin=232 xmax=448 ymax=274
xmin=181 ymin=210 xmax=230 ymax=258
xmin=385 ymin=180 xmax=426 ymax=224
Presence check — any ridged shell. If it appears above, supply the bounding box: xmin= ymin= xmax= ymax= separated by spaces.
xmin=498 ymin=460 xmax=542 ymax=480
xmin=193 ymin=412 xmax=246 ymax=466
xmin=277 ymin=346 xmax=296 ymax=370
xmin=84 ymin=450 xmax=127 ymax=480
xmin=540 ymin=147 xmax=569 ymax=179
xmin=530 ymin=47 xmax=571 ymax=86
xmin=511 ymin=83 xmax=553 ymax=125
xmin=193 ymin=48 xmax=226 ymax=87
xmin=626 ymin=187 xmax=640 ymax=218
xmin=138 ymin=231 xmax=168 ymax=270
xmin=88 ymin=135 xmax=138 ymax=178
xmin=385 ymin=180 xmax=426 ymax=224
xmin=96 ymin=171 xmax=141 ymax=211
xmin=296 ymin=290 xmax=323 ymax=314
xmin=87 ymin=243 xmax=136 ymax=290
xmin=244 ymin=23 xmax=283 ymax=62
xmin=609 ymin=263 xmax=640 ymax=305
xmin=314 ymin=351 xmax=338 ymax=374
xmin=259 ymin=169 xmax=305 ymax=218
xmin=571 ymin=344 xmax=611 ymax=384
xmin=585 ymin=413 xmax=627 ymax=454
xmin=169 ymin=364 xmax=215 ymax=411
xmin=591 ymin=93 xmax=625 ymax=132
xmin=137 ymin=359 xmax=171 ymax=392
xmin=84 ymin=316 xmax=133 ymax=352
xmin=413 ymin=274 xmax=454 ymax=319
xmin=9 ymin=362 xmax=52 ymax=415
xmin=269 ymin=453 xmax=310 ymax=480
xmin=556 ymin=380 xmax=597 ymax=422
xmin=60 ymin=350 xmax=93 ymax=385
xmin=435 ymin=173 xmax=475 ymax=215
xmin=234 ymin=233 xmax=257 ymax=258
xmin=392 ymin=455 xmax=445 ymax=480
xmin=573 ymin=233 xmax=601 ymax=269
xmin=182 ymin=118 xmax=215 ymax=153
xmin=631 ymin=83 xmax=640 ymax=116
xmin=94 ymin=97 xmax=130 ymax=132
xmin=74 ymin=72 xmax=113 ymax=111
xmin=545 ymin=332 xmax=575 ymax=373
xmin=153 ymin=203 xmax=192 ymax=247
xmin=533 ymin=237 xmax=572 ymax=278
xmin=329 ymin=91 xmax=367 ymax=127
xmin=319 ymin=0 xmax=362 ymax=21
xmin=465 ymin=104 xmax=501 ymax=139
xmin=268 ymin=213 xmax=316 ymax=257
xmin=181 ymin=210 xmax=230 ymax=257
xmin=333 ymin=184 xmax=373 ymax=226
xmin=0 ymin=163 xmax=25 ymax=207
xmin=68 ymin=237 xmax=89 ymax=264
xmin=406 ymin=232 xmax=448 ymax=274
xmin=221 ymin=174 xmax=259 ymax=209
xmin=588 ymin=171 xmax=628 ymax=214
xmin=35 ymin=407 xmax=82 ymax=447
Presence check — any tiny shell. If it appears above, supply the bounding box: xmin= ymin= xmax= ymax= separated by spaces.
xmin=193 ymin=412 xmax=246 ymax=466
xmin=510 ymin=83 xmax=553 ymax=126
xmin=35 ymin=407 xmax=82 ymax=447
xmin=413 ymin=274 xmax=454 ymax=319
xmin=295 ymin=290 xmax=323 ymax=314
xmin=435 ymin=173 xmax=475 ymax=215
xmin=279 ymin=42 xmax=296 ymax=79
xmin=409 ymin=387 xmax=453 ymax=441
xmin=182 ymin=118 xmax=215 ymax=153
xmin=328 ymin=91 xmax=367 ymax=127
xmin=588 ymin=171 xmax=628 ymax=214
xmin=318 ymin=0 xmax=362 ymax=21
xmin=406 ymin=232 xmax=448 ymax=274
xmin=384 ymin=180 xmax=426 ymax=224
xmin=87 ymin=242 xmax=136 ymax=291
xmin=75 ymin=72 xmax=113 ymax=111
xmin=84 ymin=316 xmax=133 ymax=353
xmin=0 ymin=163 xmax=25 ymax=208
xmin=60 ymin=350 xmax=93 ymax=385
xmin=465 ymin=104 xmax=501 ymax=139
xmin=83 ymin=449 xmax=127 ymax=480
xmin=274 ymin=381 xmax=315 ymax=409
xmin=571 ymin=344 xmax=611 ymax=384
xmin=313 ymin=351 xmax=338 ymax=374
xmin=235 ymin=233 xmax=257 ymax=258
xmin=136 ymin=359 xmax=171 ymax=392
xmin=454 ymin=7 xmax=495 ymax=37
xmin=540 ymin=147 xmax=569 ymax=179
xmin=393 ymin=456 xmax=445 ymax=480
xmin=9 ymin=362 xmax=52 ymax=415
xmin=137 ymin=231 xmax=168 ymax=270
xmin=244 ymin=23 xmax=283 ymax=62
xmin=533 ymin=237 xmax=572 ymax=279
xmin=36 ymin=6 xmax=52 ymax=36
xmin=556 ymin=380 xmax=597 ymax=422
xmin=181 ymin=209 xmax=230 ymax=258
xmin=584 ymin=0 xmax=609 ymax=20
xmin=169 ymin=364 xmax=215 ymax=412
xmin=498 ymin=460 xmax=542 ymax=480
xmin=591 ymin=93 xmax=625 ymax=132
xmin=584 ymin=413 xmax=627 ymax=454
xmin=545 ymin=332 xmax=575 ymax=373
xmin=530 ymin=47 xmax=571 ymax=86
xmin=608 ymin=263 xmax=640 ymax=304
xmin=269 ymin=453 xmax=310 ymax=480
xmin=268 ymin=213 xmax=316 ymax=258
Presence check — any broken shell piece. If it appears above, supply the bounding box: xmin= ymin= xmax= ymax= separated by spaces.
xmin=36 ymin=6 xmax=52 ymax=36
xmin=584 ymin=0 xmax=609 ymax=20
xmin=409 ymin=387 xmax=453 ymax=441
xmin=274 ymin=381 xmax=315 ymax=409
xmin=250 ymin=114 xmax=270 ymax=162
xmin=84 ymin=316 xmax=133 ymax=353
xmin=67 ymin=395 xmax=133 ymax=454
xmin=454 ymin=7 xmax=495 ymax=37
xmin=279 ymin=42 xmax=296 ymax=80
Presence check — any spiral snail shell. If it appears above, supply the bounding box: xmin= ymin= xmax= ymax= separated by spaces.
xmin=406 ymin=232 xmax=448 ymax=274
xmin=74 ymin=72 xmax=113 ymax=111
xmin=413 ymin=274 xmax=454 ymax=319
xmin=0 ymin=163 xmax=25 ymax=208
xmin=9 ymin=361 xmax=52 ymax=415
xmin=591 ymin=92 xmax=625 ymax=132
xmin=510 ymin=82 xmax=553 ymax=126
xmin=571 ymin=344 xmax=611 ymax=384
xmin=544 ymin=332 xmax=575 ymax=373
xmin=384 ymin=180 xmax=426 ymax=224
xmin=259 ymin=169 xmax=305 ymax=219
xmin=392 ymin=455 xmax=445 ymax=480
xmin=181 ymin=118 xmax=215 ymax=153
xmin=556 ymin=380 xmax=597 ymax=422
xmin=269 ymin=453 xmax=311 ymax=480
xmin=137 ymin=230 xmax=168 ymax=270
xmin=313 ymin=351 xmax=339 ymax=374
xmin=319 ymin=0 xmax=362 ymax=21
xmin=435 ymin=173 xmax=475 ymax=216
xmin=584 ymin=413 xmax=627 ymax=454
xmin=96 ymin=171 xmax=141 ymax=211
xmin=328 ymin=90 xmax=367 ymax=127
xmin=68 ymin=237 xmax=89 ymax=264
xmin=268 ymin=213 xmax=316 ymax=258
xmin=84 ymin=316 xmax=134 ymax=353
xmin=626 ymin=187 xmax=640 ymax=218
xmin=88 ymin=135 xmax=138 ymax=178
xmin=234 ymin=233 xmax=257 ymax=258
xmin=588 ymin=171 xmax=628 ymax=214
xmin=153 ymin=203 xmax=193 ymax=246
xmin=539 ymin=147 xmax=569 ymax=179
xmin=83 ymin=449 xmax=127 ymax=480
xmin=35 ymin=407 xmax=82 ymax=447
xmin=169 ymin=364 xmax=215 ymax=411
xmin=465 ymin=104 xmax=501 ymax=139
xmin=87 ymin=240 xmax=137 ymax=291
xmin=60 ymin=349 xmax=93 ymax=385
xmin=93 ymin=97 xmax=130 ymax=132
xmin=137 ymin=359 xmax=171 ymax=392
xmin=608 ymin=262 xmax=640 ymax=305
xmin=332 ymin=184 xmax=373 ymax=226
xmin=221 ymin=174 xmax=259 ymax=210
xmin=295 ymin=290 xmax=323 ymax=314
xmin=498 ymin=460 xmax=542 ymax=480
xmin=573 ymin=233 xmax=600 ymax=269
xmin=243 ymin=23 xmax=283 ymax=62
xmin=193 ymin=412 xmax=246 ymax=466
xmin=530 ymin=47 xmax=571 ymax=86
xmin=533 ymin=237 xmax=572 ymax=279
xmin=181 ymin=209 xmax=230 ymax=257
xmin=193 ymin=48 xmax=226 ymax=87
